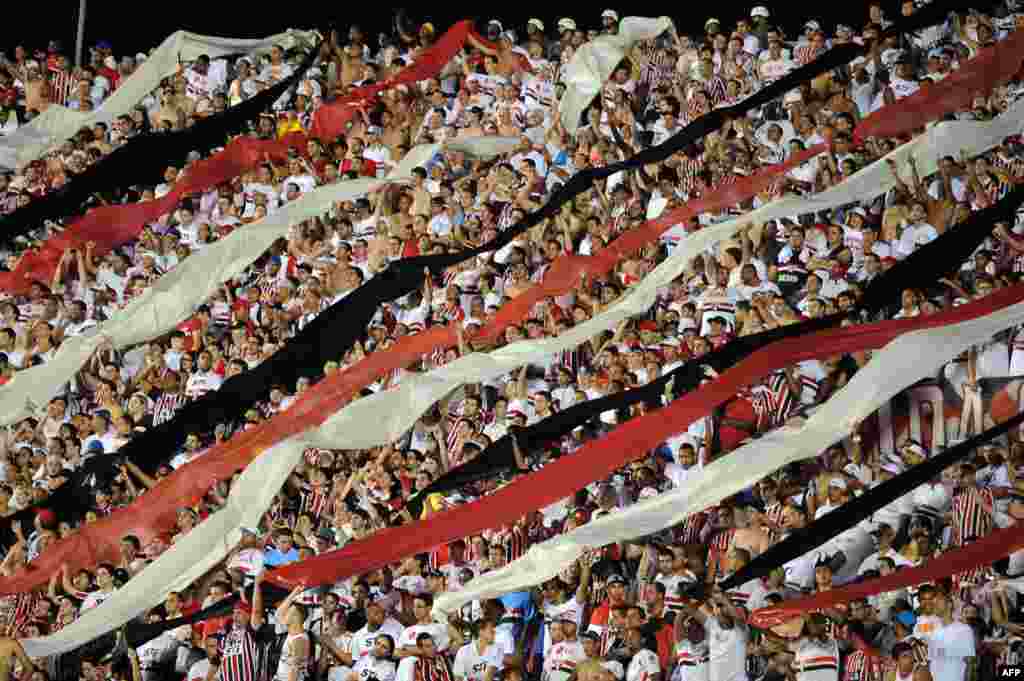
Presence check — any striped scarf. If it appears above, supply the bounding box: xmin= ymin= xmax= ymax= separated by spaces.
xmin=707 ymin=528 xmax=736 ymax=576
xmin=49 ymin=70 xmax=75 ymax=106
xmin=638 ymin=46 xmax=675 ymax=90
xmin=0 ymin=593 xmax=37 ymax=637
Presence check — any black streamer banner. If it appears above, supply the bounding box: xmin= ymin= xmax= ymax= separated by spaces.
xmin=0 ymin=1 xmax=974 ymax=541
xmin=0 ymin=42 xmax=319 ymax=249
xmin=405 ymin=185 xmax=1024 ymax=514
xmin=713 ymin=410 xmax=1024 ymax=599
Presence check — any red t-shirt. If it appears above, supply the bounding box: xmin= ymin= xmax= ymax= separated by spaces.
xmin=176 ymin=318 xmax=204 ymax=352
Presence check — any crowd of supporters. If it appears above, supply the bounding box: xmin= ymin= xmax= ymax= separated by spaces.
xmin=0 ymin=2 xmax=1023 ymax=680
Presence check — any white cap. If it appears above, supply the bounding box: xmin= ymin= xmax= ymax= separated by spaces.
xmin=639 ymin=486 xmax=660 ymax=500
xmin=488 ymin=19 xmax=504 ymax=31
xmin=528 ymin=18 xmax=545 ymax=32
xmin=751 ymin=6 xmax=770 ymax=18
xmin=557 ymin=18 xmax=577 ymax=32
xmin=805 ymin=20 xmax=822 ymax=31
xmin=829 ymin=477 xmax=848 ymax=490
xmin=602 ymin=9 xmax=619 ymax=20
xmin=136 ymin=52 xmax=148 ymax=63
xmin=705 ymin=18 xmax=722 ymax=29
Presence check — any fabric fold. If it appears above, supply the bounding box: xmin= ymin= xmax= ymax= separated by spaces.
xmin=0 ymin=41 xmax=319 ymax=276
xmin=432 ymin=289 xmax=1024 ymax=617
xmin=0 ymin=29 xmax=317 ymax=171
xmin=728 ymin=410 xmax=1024 ymax=623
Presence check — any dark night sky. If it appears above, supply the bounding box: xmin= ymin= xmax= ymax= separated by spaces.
xmin=2 ymin=2 xmax=894 ymax=61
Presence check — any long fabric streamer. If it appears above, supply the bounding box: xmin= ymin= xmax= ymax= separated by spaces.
xmin=0 ymin=139 xmax=521 ymax=546
xmin=0 ymin=44 xmax=320 ymax=279
xmin=0 ymin=30 xmax=316 ymax=171
xmin=728 ymin=410 xmax=1024 ymax=625
xmin=431 ymin=293 xmax=1024 ymax=616
xmin=9 ymin=4 xmax=1004 ymax=652
xmin=750 ymin=510 xmax=1024 ymax=628
xmin=310 ymin=21 xmax=477 ymax=141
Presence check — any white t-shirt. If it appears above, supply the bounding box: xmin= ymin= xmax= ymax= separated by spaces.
xmin=399 ymin=623 xmax=450 ymax=654
xmin=352 ymin=656 xmax=397 ymax=681
xmin=352 ymin=620 xmax=405 ymax=660
xmin=926 ymin=622 xmax=975 ymax=681
xmin=706 ymin=619 xmax=747 ymax=681
xmin=453 ymin=641 xmax=503 ymax=681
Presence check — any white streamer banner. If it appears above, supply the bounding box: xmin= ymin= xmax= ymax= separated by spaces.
xmin=432 ymin=300 xmax=1024 ymax=616
xmin=0 ymin=29 xmax=317 ymax=170
xmin=559 ymin=17 xmax=672 ymax=135
xmin=0 ymin=138 xmax=520 ymax=426
xmin=19 ymin=103 xmax=1024 ymax=655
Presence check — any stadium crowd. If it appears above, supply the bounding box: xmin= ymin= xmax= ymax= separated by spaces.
xmin=0 ymin=2 xmax=1023 ymax=680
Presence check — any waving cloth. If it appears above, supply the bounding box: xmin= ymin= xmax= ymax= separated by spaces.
xmin=4 ymin=13 xmax=1015 ymax=569
xmin=0 ymin=41 xmax=320 ymax=278
xmin=0 ymin=139 xmax=521 ymax=548
xmin=0 ymin=29 xmax=316 ymax=171
xmin=5 ymin=4 xmax=999 ymax=651
xmin=16 ymin=146 xmax=1021 ymax=658
xmin=431 ymin=288 xmax=1024 ymax=617
xmin=743 ymin=410 xmax=1024 ymax=628
xmin=558 ymin=17 xmax=673 ymax=133
xmin=310 ymin=21 xmax=476 ymax=141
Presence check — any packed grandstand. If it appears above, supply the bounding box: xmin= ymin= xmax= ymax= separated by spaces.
xmin=0 ymin=2 xmax=1022 ymax=680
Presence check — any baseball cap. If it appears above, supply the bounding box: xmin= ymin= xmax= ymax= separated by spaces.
xmin=750 ymin=6 xmax=770 ymax=18
xmin=607 ymin=573 xmax=627 ymax=586
xmin=558 ymin=18 xmax=577 ymax=32
xmin=602 ymin=9 xmax=619 ymax=20
xmin=805 ymin=20 xmax=822 ymax=31
xmin=894 ymin=611 xmax=916 ymax=629
xmin=704 ymin=18 xmax=722 ymax=29
xmin=528 ymin=18 xmax=545 ymax=32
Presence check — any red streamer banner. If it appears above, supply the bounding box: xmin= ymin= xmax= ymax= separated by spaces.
xmin=749 ymin=520 xmax=1024 ymax=629
xmin=2 ymin=286 xmax=1019 ymax=596
xmin=0 ymin=132 xmax=307 ymax=294
xmin=310 ymin=21 xmax=475 ymax=141
xmin=261 ymin=286 xmax=1024 ymax=591
xmin=2 ymin=25 xmax=1020 ymax=594
xmin=855 ymin=28 xmax=1024 ymax=142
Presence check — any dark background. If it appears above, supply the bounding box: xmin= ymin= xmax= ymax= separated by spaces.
xmin=1 ymin=2 xmax=897 ymax=62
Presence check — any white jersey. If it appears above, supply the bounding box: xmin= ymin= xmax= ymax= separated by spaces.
xmin=793 ymin=637 xmax=839 ymax=680
xmin=542 ymin=597 xmax=583 ymax=655
xmin=352 ymin=620 xmax=405 ymax=660
xmin=542 ymin=640 xmax=584 ymax=681
xmin=352 ymin=656 xmax=397 ymax=681
xmin=453 ymin=641 xmax=503 ymax=681
xmin=706 ymin=619 xmax=748 ymax=681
